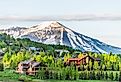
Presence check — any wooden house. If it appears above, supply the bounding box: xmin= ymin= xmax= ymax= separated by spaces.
xmin=16 ymin=59 xmax=42 ymax=74
xmin=66 ymin=55 xmax=101 ymax=67
xmin=16 ymin=60 xmax=33 ymax=74
xmin=27 ymin=62 xmax=41 ymax=75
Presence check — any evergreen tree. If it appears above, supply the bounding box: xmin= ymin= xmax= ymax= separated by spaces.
xmin=92 ymin=71 xmax=96 ymax=80
xmin=119 ymin=71 xmax=121 ymax=81
xmin=2 ymin=52 xmax=11 ymax=69
xmin=105 ymin=72 xmax=108 ymax=80
xmin=109 ymin=72 xmax=114 ymax=81
xmin=93 ymin=61 xmax=99 ymax=70
xmin=0 ymin=63 xmax=4 ymax=71
xmin=115 ymin=72 xmax=119 ymax=81
xmin=89 ymin=60 xmax=92 ymax=71
xmin=61 ymin=68 xmax=66 ymax=80
xmin=75 ymin=67 xmax=79 ymax=80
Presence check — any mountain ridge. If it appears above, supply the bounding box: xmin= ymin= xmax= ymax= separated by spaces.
xmin=0 ymin=21 xmax=121 ymax=54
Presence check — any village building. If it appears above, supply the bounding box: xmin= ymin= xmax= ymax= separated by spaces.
xmin=55 ymin=49 xmax=69 ymax=56
xmin=16 ymin=60 xmax=33 ymax=74
xmin=27 ymin=62 xmax=41 ymax=75
xmin=16 ymin=59 xmax=41 ymax=75
xmin=66 ymin=54 xmax=101 ymax=68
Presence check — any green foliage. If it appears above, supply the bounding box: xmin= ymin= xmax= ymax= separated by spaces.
xmin=105 ymin=72 xmax=108 ymax=80
xmin=0 ymin=63 xmax=4 ymax=71
xmin=115 ymin=72 xmax=119 ymax=81
xmin=1 ymin=33 xmax=121 ymax=81
xmin=37 ymin=68 xmax=45 ymax=80
xmin=119 ymin=71 xmax=121 ymax=81
xmin=109 ymin=72 xmax=114 ymax=80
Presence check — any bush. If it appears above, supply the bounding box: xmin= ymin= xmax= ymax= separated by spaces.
xmin=36 ymin=68 xmax=45 ymax=80
xmin=18 ymin=75 xmax=32 ymax=82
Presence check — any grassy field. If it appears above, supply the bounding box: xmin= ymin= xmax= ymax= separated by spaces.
xmin=0 ymin=70 xmax=119 ymax=82
xmin=32 ymin=80 xmax=118 ymax=82
xmin=0 ymin=80 xmax=118 ymax=82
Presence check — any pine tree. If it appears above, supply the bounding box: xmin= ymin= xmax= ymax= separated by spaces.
xmin=109 ymin=72 xmax=114 ymax=81
xmin=89 ymin=60 xmax=92 ymax=71
xmin=119 ymin=71 xmax=121 ymax=81
xmin=106 ymin=61 xmax=111 ymax=70
xmin=2 ymin=52 xmax=11 ymax=69
xmin=0 ymin=63 xmax=4 ymax=71
xmin=105 ymin=72 xmax=108 ymax=80
xmin=83 ymin=71 xmax=87 ymax=80
xmin=75 ymin=67 xmax=79 ymax=80
xmin=89 ymin=72 xmax=93 ymax=80
xmin=79 ymin=72 xmax=83 ymax=80
xmin=115 ymin=72 xmax=119 ymax=81
xmin=61 ymin=68 xmax=66 ymax=80
xmin=93 ymin=61 xmax=99 ymax=70
xmin=92 ymin=71 xmax=96 ymax=80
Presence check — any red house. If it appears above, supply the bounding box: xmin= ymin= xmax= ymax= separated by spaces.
xmin=66 ymin=55 xmax=101 ymax=67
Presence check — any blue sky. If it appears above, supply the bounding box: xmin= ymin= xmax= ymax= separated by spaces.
xmin=0 ymin=0 xmax=121 ymax=47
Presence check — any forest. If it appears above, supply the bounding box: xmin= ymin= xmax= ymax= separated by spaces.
xmin=0 ymin=33 xmax=121 ymax=81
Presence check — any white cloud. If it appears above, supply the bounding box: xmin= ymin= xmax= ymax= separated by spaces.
xmin=1 ymin=14 xmax=121 ymax=21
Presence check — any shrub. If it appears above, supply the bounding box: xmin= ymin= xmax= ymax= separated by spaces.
xmin=18 ymin=75 xmax=32 ymax=82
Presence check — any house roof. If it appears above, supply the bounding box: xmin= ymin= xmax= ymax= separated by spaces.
xmin=55 ymin=49 xmax=69 ymax=52
xmin=68 ymin=55 xmax=101 ymax=61
xmin=20 ymin=59 xmax=33 ymax=64
xmin=68 ymin=58 xmax=80 ymax=61
xmin=95 ymin=58 xmax=101 ymax=61
xmin=19 ymin=59 xmax=41 ymax=68
xmin=32 ymin=62 xmax=40 ymax=68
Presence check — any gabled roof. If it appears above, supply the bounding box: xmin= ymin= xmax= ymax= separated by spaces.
xmin=20 ymin=59 xmax=33 ymax=64
xmin=31 ymin=62 xmax=40 ymax=68
xmin=19 ymin=59 xmax=41 ymax=68
xmin=68 ymin=55 xmax=101 ymax=61
xmin=55 ymin=49 xmax=69 ymax=52
xmin=68 ymin=58 xmax=80 ymax=61
xmin=95 ymin=58 xmax=101 ymax=61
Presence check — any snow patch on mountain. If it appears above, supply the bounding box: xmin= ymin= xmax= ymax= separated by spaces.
xmin=0 ymin=21 xmax=121 ymax=54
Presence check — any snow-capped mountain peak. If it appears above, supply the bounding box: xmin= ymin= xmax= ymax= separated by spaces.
xmin=0 ymin=21 xmax=121 ymax=54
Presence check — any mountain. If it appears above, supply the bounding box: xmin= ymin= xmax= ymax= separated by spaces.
xmin=0 ymin=21 xmax=121 ymax=54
